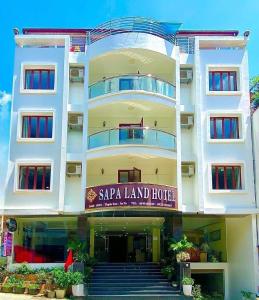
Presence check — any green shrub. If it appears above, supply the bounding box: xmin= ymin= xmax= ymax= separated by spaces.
xmin=15 ymin=263 xmax=33 ymax=275
xmin=52 ymin=269 xmax=70 ymax=289
xmin=69 ymin=271 xmax=84 ymax=285
xmin=169 ymin=235 xmax=193 ymax=253
xmin=182 ymin=277 xmax=194 ymax=285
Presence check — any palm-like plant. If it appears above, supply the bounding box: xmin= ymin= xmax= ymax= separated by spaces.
xmin=168 ymin=235 xmax=193 ymax=253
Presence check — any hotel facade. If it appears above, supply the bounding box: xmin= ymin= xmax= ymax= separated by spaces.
xmin=2 ymin=18 xmax=259 ymax=299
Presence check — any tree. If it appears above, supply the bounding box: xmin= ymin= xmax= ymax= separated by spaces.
xmin=250 ymin=76 xmax=259 ymax=111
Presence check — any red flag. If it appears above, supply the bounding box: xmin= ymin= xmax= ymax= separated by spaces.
xmin=64 ymin=249 xmax=73 ymax=272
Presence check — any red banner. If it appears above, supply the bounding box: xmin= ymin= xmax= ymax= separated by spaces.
xmin=86 ymin=183 xmax=177 ymax=211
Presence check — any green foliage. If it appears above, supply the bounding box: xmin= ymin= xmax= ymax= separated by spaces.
xmin=241 ymin=290 xmax=254 ymax=299
xmin=7 ymin=275 xmax=18 ymax=285
xmin=250 ymin=76 xmax=259 ymax=110
xmin=15 ymin=263 xmax=34 ymax=275
xmin=182 ymin=276 xmax=194 ymax=285
xmin=192 ymin=284 xmax=205 ymax=300
xmin=28 ymin=283 xmax=40 ymax=290
xmin=69 ymin=271 xmax=84 ymax=285
xmin=161 ymin=265 xmax=174 ymax=277
xmin=169 ymin=235 xmax=193 ymax=253
xmin=52 ymin=269 xmax=70 ymax=289
xmin=13 ymin=279 xmax=25 ymax=289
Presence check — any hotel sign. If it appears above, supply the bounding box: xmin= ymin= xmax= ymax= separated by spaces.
xmin=86 ymin=183 xmax=177 ymax=210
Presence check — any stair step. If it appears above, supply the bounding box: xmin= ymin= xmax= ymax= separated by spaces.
xmin=89 ymin=282 xmax=171 ymax=287
xmin=89 ymin=263 xmax=179 ymax=297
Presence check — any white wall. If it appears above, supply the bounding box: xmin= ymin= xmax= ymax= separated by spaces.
xmin=226 ymin=215 xmax=257 ymax=299
xmin=197 ymin=47 xmax=255 ymax=212
xmin=4 ymin=46 xmax=69 ymax=214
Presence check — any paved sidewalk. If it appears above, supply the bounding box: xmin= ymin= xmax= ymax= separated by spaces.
xmin=0 ymin=293 xmax=69 ymax=299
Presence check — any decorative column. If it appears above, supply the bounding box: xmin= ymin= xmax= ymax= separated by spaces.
xmin=152 ymin=227 xmax=160 ymax=262
xmin=90 ymin=225 xmax=95 ymax=257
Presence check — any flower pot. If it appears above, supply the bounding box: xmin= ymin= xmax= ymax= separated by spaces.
xmin=28 ymin=288 xmax=39 ymax=295
xmin=72 ymin=284 xmax=85 ymax=296
xmin=1 ymin=286 xmax=13 ymax=293
xmin=13 ymin=287 xmax=25 ymax=294
xmin=55 ymin=289 xmax=66 ymax=299
xmin=200 ymin=252 xmax=208 ymax=262
xmin=183 ymin=284 xmax=192 ymax=296
xmin=47 ymin=290 xmax=56 ymax=298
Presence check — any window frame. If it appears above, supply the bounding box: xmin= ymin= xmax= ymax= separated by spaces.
xmin=118 ymin=168 xmax=142 ymax=183
xmin=210 ymin=116 xmax=239 ymax=139
xmin=18 ymin=165 xmax=51 ymax=190
xmin=20 ymin=63 xmax=57 ymax=94
xmin=207 ymin=111 xmax=244 ymax=143
xmin=208 ymin=162 xmax=246 ymax=194
xmin=209 ymin=71 xmax=237 ymax=92
xmin=206 ymin=65 xmax=242 ymax=96
xmin=211 ymin=165 xmax=242 ymax=190
xmin=17 ymin=109 xmax=55 ymax=143
xmin=14 ymin=160 xmax=54 ymax=193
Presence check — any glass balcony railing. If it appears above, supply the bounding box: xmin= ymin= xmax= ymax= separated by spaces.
xmin=88 ymin=127 xmax=176 ymax=151
xmin=89 ymin=74 xmax=176 ymax=99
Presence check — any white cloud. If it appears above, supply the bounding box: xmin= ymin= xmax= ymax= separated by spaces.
xmin=0 ymin=91 xmax=11 ymax=106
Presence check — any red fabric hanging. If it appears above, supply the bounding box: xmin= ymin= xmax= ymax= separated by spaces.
xmin=64 ymin=249 xmax=74 ymax=271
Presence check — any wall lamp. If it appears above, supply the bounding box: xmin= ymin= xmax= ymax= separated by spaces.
xmin=101 ymin=168 xmax=104 ymax=175
xmin=155 ymin=168 xmax=159 ymax=174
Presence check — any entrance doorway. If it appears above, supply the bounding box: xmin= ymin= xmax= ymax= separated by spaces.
xmin=109 ymin=235 xmax=127 ymax=262
xmin=89 ymin=217 xmax=164 ymax=263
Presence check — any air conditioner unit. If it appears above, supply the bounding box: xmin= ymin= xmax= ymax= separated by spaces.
xmin=181 ymin=114 xmax=194 ymax=129
xmin=68 ymin=114 xmax=83 ymax=130
xmin=70 ymin=68 xmax=84 ymax=82
xmin=180 ymin=69 xmax=193 ymax=84
xmin=66 ymin=163 xmax=82 ymax=177
xmin=181 ymin=164 xmax=195 ymax=177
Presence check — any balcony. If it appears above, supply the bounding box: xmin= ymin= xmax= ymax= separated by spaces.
xmin=88 ymin=127 xmax=176 ymax=151
xmin=89 ymin=74 xmax=176 ymax=99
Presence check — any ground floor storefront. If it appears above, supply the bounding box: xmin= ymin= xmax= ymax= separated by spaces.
xmin=2 ymin=213 xmax=258 ymax=299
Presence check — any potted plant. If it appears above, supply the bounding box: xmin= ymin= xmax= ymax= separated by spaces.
xmin=46 ymin=288 xmax=56 ymax=298
xmin=52 ymin=269 xmax=70 ymax=299
xmin=176 ymin=251 xmax=190 ymax=263
xmin=200 ymin=242 xmax=210 ymax=262
xmin=13 ymin=279 xmax=26 ymax=294
xmin=182 ymin=276 xmax=194 ymax=296
xmin=28 ymin=283 xmax=40 ymax=295
xmin=169 ymin=235 xmax=193 ymax=263
xmin=70 ymin=271 xmax=85 ymax=296
xmin=161 ymin=265 xmax=174 ymax=281
xmin=241 ymin=290 xmax=254 ymax=300
xmin=1 ymin=282 xmax=13 ymax=293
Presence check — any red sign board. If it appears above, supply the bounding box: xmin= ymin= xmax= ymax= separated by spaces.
xmin=86 ymin=183 xmax=177 ymax=211
xmin=2 ymin=232 xmax=13 ymax=257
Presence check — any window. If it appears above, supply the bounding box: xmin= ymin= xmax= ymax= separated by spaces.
xmin=118 ymin=168 xmax=141 ymax=183
xmin=212 ymin=165 xmax=242 ymax=190
xmin=119 ymin=120 xmax=143 ymax=142
xmin=210 ymin=117 xmax=239 ymax=139
xmin=119 ymin=78 xmax=134 ymax=90
xmin=24 ymin=69 xmax=55 ymax=90
xmin=22 ymin=116 xmax=53 ymax=138
xmin=209 ymin=71 xmax=237 ymax=91
xmin=19 ymin=165 xmax=51 ymax=190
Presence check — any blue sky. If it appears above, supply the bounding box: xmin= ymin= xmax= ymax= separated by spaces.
xmin=0 ymin=0 xmax=259 ymax=193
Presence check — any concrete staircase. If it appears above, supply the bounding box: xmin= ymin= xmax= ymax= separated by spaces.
xmin=86 ymin=262 xmax=190 ymax=300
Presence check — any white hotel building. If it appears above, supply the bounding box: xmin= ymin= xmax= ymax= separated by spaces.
xmin=2 ymin=17 xmax=259 ymax=299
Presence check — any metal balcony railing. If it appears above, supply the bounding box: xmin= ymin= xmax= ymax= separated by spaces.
xmin=89 ymin=74 xmax=176 ymax=99
xmin=88 ymin=127 xmax=176 ymax=151
xmin=87 ymin=17 xmax=181 ymax=44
